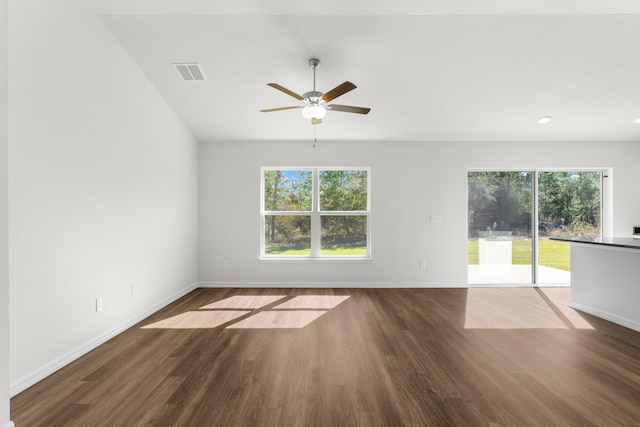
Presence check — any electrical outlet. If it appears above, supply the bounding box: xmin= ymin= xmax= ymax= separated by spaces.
xmin=96 ymin=297 xmax=103 ymax=312
xmin=223 ymin=260 xmax=229 ymax=269
xmin=430 ymin=215 xmax=443 ymax=224
xmin=419 ymin=260 xmax=427 ymax=269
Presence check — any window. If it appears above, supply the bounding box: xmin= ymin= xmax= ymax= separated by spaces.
xmin=261 ymin=168 xmax=370 ymax=259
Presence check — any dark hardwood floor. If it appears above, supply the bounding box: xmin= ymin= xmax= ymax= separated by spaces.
xmin=11 ymin=288 xmax=640 ymax=426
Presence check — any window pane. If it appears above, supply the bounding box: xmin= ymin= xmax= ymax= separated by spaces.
xmin=264 ymin=215 xmax=311 ymax=255
xmin=537 ymin=171 xmax=601 ymax=284
xmin=319 ymin=170 xmax=367 ymax=211
xmin=538 ymin=171 xmax=601 ymax=239
xmin=321 ymin=216 xmax=367 ymax=256
xmin=264 ymin=170 xmax=312 ymax=211
xmin=468 ymin=171 xmax=533 ymax=284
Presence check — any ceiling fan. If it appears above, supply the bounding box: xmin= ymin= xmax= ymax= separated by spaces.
xmin=260 ymin=58 xmax=371 ymax=125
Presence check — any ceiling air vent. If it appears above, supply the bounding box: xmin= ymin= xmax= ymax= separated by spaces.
xmin=173 ymin=63 xmax=207 ymax=82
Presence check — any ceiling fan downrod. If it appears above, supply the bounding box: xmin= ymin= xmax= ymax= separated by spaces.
xmin=304 ymin=58 xmax=322 ymax=104
xmin=309 ymin=58 xmax=320 ymax=92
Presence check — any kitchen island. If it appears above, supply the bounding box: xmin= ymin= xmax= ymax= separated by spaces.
xmin=551 ymin=236 xmax=640 ymax=332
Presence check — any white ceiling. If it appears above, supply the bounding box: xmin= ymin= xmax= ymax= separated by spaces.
xmin=96 ymin=0 xmax=640 ymax=142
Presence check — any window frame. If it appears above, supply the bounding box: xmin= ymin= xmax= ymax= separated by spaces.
xmin=466 ymin=167 xmax=609 ymax=284
xmin=260 ymin=167 xmax=371 ymax=261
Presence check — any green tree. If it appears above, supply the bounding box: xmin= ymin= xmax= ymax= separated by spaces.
xmin=468 ymin=171 xmax=532 ymax=236
xmin=264 ymin=170 xmax=312 ymax=244
xmin=320 ymin=170 xmax=367 ymax=211
xmin=319 ymin=170 xmax=367 ymax=244
xmin=538 ymin=171 xmax=600 ymax=235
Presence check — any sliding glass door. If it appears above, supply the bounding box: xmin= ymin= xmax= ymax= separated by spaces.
xmin=468 ymin=170 xmax=603 ymax=285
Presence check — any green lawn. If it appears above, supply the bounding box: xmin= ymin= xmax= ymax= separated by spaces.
xmin=265 ymin=244 xmax=311 ymax=255
xmin=266 ymin=244 xmax=366 ymax=256
xmin=320 ymin=245 xmax=367 ymax=256
xmin=468 ymin=239 xmax=570 ymax=271
xmin=267 ymin=239 xmax=569 ymax=269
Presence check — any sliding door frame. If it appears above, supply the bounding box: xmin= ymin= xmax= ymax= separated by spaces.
xmin=468 ymin=167 xmax=610 ymax=286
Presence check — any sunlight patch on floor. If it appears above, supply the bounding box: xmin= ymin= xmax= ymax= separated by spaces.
xmin=199 ymin=295 xmax=288 ymax=310
xmin=141 ymin=310 xmax=250 ymax=329
xmin=464 ymin=288 xmax=594 ymax=330
xmin=537 ymin=287 xmax=594 ymax=329
xmin=226 ymin=310 xmax=328 ymax=329
xmin=142 ymin=295 xmax=351 ymax=330
xmin=273 ymin=295 xmax=350 ymax=309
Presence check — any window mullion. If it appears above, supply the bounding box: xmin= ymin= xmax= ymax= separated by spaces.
xmin=532 ymin=171 xmax=539 ymax=285
xmin=311 ymin=168 xmax=321 ymax=257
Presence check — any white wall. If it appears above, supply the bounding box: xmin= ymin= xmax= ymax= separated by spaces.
xmin=8 ymin=0 xmax=198 ymax=393
xmin=198 ymin=140 xmax=640 ymax=286
xmin=0 ymin=0 xmax=10 ymax=423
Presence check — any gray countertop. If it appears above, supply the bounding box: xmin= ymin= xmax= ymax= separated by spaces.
xmin=550 ymin=236 xmax=640 ymax=250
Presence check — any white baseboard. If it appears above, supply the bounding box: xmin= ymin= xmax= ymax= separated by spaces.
xmin=198 ymin=282 xmax=569 ymax=289
xmin=9 ymin=282 xmax=198 ymax=397
xmin=570 ymin=302 xmax=640 ymax=333
xmin=197 ymin=281 xmax=468 ymax=288
xmin=467 ymin=283 xmax=571 ymax=288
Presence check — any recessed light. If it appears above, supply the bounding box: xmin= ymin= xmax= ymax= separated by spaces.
xmin=632 ymin=118 xmax=640 ymax=124
xmin=537 ymin=116 xmax=552 ymax=124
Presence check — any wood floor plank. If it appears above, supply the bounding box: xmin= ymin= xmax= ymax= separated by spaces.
xmin=11 ymin=288 xmax=640 ymax=426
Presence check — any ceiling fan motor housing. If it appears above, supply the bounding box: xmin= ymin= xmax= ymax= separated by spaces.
xmin=303 ymin=91 xmax=324 ymax=104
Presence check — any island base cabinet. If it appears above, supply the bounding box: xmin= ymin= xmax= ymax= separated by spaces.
xmin=570 ymin=243 xmax=640 ymax=332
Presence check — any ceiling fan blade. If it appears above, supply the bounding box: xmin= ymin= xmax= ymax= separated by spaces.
xmin=311 ymin=118 xmax=322 ymax=125
xmin=327 ymin=104 xmax=371 ymax=115
xmin=320 ymin=81 xmax=357 ymax=103
xmin=267 ymin=83 xmax=304 ymax=101
xmin=260 ymin=106 xmax=301 ymax=113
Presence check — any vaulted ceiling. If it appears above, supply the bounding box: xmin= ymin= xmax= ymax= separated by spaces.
xmin=96 ymin=0 xmax=640 ymax=142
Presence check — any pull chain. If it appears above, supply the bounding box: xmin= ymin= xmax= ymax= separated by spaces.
xmin=313 ymin=125 xmax=317 ymax=148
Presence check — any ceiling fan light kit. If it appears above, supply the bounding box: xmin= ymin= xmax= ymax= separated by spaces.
xmin=301 ymin=104 xmax=326 ymax=120
xmin=261 ymin=58 xmax=370 ymax=125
